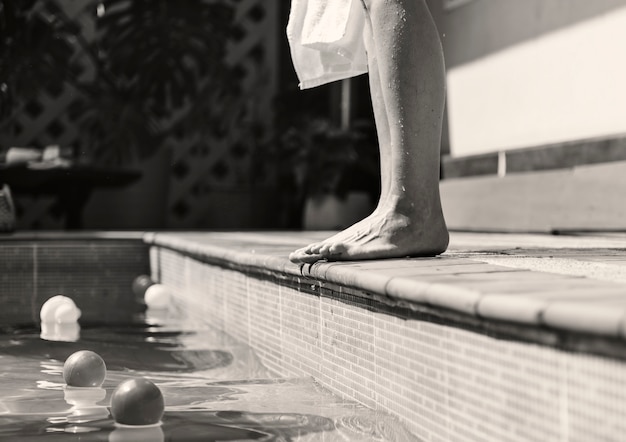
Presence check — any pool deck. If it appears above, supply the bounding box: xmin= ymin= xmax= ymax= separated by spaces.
xmin=144 ymin=230 xmax=626 ymax=345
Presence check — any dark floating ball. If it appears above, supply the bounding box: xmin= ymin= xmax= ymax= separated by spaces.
xmin=63 ymin=350 xmax=107 ymax=387
xmin=132 ymin=275 xmax=155 ymax=298
xmin=111 ymin=378 xmax=165 ymax=426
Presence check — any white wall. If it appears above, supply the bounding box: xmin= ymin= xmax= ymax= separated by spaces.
xmin=445 ymin=4 xmax=626 ymax=156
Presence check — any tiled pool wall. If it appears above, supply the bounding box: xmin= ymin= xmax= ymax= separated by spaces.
xmin=0 ymin=238 xmax=150 ymax=324
xmin=153 ymin=246 xmax=626 ymax=442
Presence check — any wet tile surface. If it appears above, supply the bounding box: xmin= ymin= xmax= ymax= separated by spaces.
xmin=145 ymin=231 xmax=626 ymax=338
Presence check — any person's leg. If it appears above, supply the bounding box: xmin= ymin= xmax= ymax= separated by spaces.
xmin=291 ymin=15 xmax=393 ymax=255
xmin=289 ymin=0 xmax=449 ymax=263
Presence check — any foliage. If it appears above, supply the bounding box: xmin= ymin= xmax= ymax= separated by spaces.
xmin=275 ymin=118 xmax=380 ymax=202
xmin=1 ymin=0 xmax=241 ymax=164
xmin=258 ymin=83 xmax=380 ymax=227
xmin=0 ymin=0 xmax=80 ymax=118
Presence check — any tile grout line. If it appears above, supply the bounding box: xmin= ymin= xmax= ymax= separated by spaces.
xmin=559 ymin=352 xmax=569 ymax=442
xmin=31 ymin=244 xmax=38 ymax=323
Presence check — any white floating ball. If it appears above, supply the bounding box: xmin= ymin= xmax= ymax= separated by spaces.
xmin=144 ymin=284 xmax=171 ymax=309
xmin=40 ymin=295 xmax=82 ymax=324
xmin=54 ymin=302 xmax=82 ymax=323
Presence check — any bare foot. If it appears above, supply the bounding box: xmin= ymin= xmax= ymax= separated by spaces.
xmin=286 ymin=0 xmax=449 ymax=264
xmin=289 ymin=208 xmax=449 ymax=263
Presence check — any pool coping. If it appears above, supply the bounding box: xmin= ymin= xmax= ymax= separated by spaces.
xmin=0 ymin=231 xmax=147 ymax=241
xmin=4 ymin=230 xmax=625 ymax=351
xmin=143 ymin=231 xmax=626 ymax=350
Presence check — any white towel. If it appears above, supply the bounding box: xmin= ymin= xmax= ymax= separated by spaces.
xmin=287 ymin=0 xmax=368 ymax=89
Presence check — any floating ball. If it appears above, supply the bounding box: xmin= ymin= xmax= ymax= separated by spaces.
xmin=54 ymin=302 xmax=81 ymax=323
xmin=40 ymin=295 xmax=81 ymax=323
xmin=40 ymin=295 xmax=81 ymax=324
xmin=63 ymin=350 xmax=107 ymax=387
xmin=132 ymin=275 xmax=155 ymax=298
xmin=144 ymin=284 xmax=171 ymax=309
xmin=110 ymin=378 xmax=164 ymax=426
xmin=40 ymin=295 xmax=69 ymax=321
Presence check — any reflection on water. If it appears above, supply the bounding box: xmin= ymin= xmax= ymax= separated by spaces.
xmin=62 ymin=387 xmax=109 ymax=424
xmin=109 ymin=424 xmax=165 ymax=442
xmin=40 ymin=322 xmax=81 ymax=342
xmin=0 ymin=311 xmax=416 ymax=441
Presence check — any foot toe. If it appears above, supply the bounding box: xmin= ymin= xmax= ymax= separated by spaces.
xmin=289 ymin=251 xmax=325 ymax=264
xmin=319 ymin=243 xmax=333 ymax=255
xmin=308 ymin=242 xmax=326 ymax=254
xmin=328 ymin=242 xmax=347 ymax=256
xmin=289 ymin=246 xmax=309 ymax=262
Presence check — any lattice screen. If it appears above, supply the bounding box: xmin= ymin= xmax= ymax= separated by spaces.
xmin=166 ymin=0 xmax=279 ymax=228
xmin=1 ymin=0 xmax=279 ymax=230
xmin=0 ymin=1 xmax=95 ymax=229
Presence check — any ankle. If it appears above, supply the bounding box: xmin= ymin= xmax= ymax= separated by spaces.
xmin=384 ymin=192 xmax=440 ymax=217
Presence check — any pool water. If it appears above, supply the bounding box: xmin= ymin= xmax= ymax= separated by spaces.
xmin=0 ymin=309 xmax=414 ymax=441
